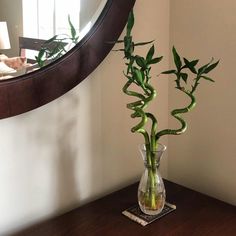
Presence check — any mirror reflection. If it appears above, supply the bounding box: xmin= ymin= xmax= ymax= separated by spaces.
xmin=0 ymin=0 xmax=107 ymax=80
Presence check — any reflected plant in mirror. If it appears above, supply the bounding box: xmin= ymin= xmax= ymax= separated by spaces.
xmin=115 ymin=10 xmax=219 ymax=215
xmin=0 ymin=0 xmax=136 ymax=119
xmin=0 ymin=0 xmax=106 ymax=78
xmin=36 ymin=16 xmax=79 ymax=68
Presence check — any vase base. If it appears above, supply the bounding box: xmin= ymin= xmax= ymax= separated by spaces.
xmin=122 ymin=202 xmax=176 ymax=226
xmin=138 ymin=189 xmax=166 ymax=215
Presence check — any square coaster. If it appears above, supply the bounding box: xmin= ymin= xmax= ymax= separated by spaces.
xmin=122 ymin=202 xmax=176 ymax=226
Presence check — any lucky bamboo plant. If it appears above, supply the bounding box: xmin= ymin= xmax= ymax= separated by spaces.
xmin=115 ymin=10 xmax=219 ymax=213
xmin=36 ymin=16 xmax=79 ymax=68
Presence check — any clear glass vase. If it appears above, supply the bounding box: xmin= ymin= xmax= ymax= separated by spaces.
xmin=138 ymin=143 xmax=166 ymax=215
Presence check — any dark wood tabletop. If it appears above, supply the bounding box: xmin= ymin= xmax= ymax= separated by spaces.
xmin=12 ymin=180 xmax=236 ymax=236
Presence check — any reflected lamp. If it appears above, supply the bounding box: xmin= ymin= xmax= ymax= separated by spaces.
xmin=0 ymin=22 xmax=11 ymax=50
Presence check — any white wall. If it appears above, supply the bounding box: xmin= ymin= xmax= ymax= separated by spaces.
xmin=169 ymin=0 xmax=236 ymax=205
xmin=0 ymin=0 xmax=170 ymax=235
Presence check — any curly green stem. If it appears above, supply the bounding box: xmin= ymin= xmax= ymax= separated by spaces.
xmin=122 ymin=79 xmax=159 ymax=166
xmin=155 ymin=89 xmax=196 ymax=140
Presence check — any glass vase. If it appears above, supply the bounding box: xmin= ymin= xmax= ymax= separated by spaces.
xmin=138 ymin=143 xmax=166 ymax=215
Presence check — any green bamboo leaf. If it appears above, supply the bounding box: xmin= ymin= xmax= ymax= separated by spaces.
xmin=106 ymin=40 xmax=124 ymax=44
xmin=183 ymin=58 xmax=198 ymax=73
xmin=189 ymin=59 xmax=199 ymax=67
xmin=44 ymin=35 xmax=58 ymax=44
xmin=114 ymin=40 xmax=125 ymax=43
xmin=146 ymin=45 xmax=155 ymax=61
xmin=134 ymin=40 xmax=154 ymax=46
xmin=127 ymin=57 xmax=135 ymax=73
xmin=149 ymin=56 xmax=163 ymax=64
xmin=124 ymin=36 xmax=134 ymax=58
xmin=74 ymin=36 xmax=79 ymax=43
xmin=136 ymin=56 xmax=146 ymax=68
xmin=134 ymin=68 xmax=144 ymax=85
xmin=204 ymin=60 xmax=220 ymax=74
xmin=68 ymin=15 xmax=76 ymax=39
xmin=198 ymin=58 xmax=214 ymax=74
xmin=141 ymin=70 xmax=145 ymax=81
xmin=172 ymin=46 xmax=182 ymax=70
xmin=180 ymin=73 xmax=188 ymax=83
xmin=201 ymin=76 xmax=215 ymax=82
xmin=38 ymin=49 xmax=45 ymax=59
xmin=35 ymin=49 xmax=46 ymax=67
xmin=198 ymin=63 xmax=210 ymax=75
xmin=161 ymin=70 xmax=176 ymax=75
xmin=37 ymin=59 xmax=45 ymax=68
xmin=112 ymin=49 xmax=125 ymax=52
xmin=127 ymin=10 xmax=134 ymax=36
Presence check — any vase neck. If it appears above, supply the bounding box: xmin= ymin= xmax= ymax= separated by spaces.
xmin=144 ymin=162 xmax=160 ymax=169
xmin=144 ymin=154 xmax=161 ymax=169
xmin=139 ymin=143 xmax=166 ymax=169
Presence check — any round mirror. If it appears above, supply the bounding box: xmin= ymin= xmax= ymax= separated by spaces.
xmin=0 ymin=0 xmax=136 ymax=119
xmin=0 ymin=0 xmax=107 ymax=79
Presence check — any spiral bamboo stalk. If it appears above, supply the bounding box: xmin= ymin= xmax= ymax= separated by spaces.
xmin=118 ymin=10 xmax=218 ymax=160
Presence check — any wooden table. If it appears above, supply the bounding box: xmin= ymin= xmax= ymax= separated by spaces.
xmin=13 ymin=180 xmax=236 ymax=236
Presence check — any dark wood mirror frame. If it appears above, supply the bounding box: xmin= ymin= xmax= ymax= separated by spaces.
xmin=0 ymin=0 xmax=135 ymax=119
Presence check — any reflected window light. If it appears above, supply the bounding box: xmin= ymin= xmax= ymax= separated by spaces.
xmin=22 ymin=0 xmax=80 ymax=60
xmin=80 ymin=22 xmax=92 ymax=39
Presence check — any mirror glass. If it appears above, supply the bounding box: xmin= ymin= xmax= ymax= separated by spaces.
xmin=0 ymin=0 xmax=107 ymax=80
